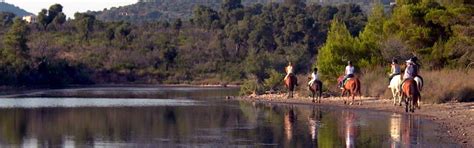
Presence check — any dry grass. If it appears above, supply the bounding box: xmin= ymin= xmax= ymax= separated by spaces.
xmin=422 ymin=69 xmax=474 ymax=103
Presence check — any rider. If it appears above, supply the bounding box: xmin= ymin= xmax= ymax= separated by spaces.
xmin=403 ymin=57 xmax=418 ymax=80
xmin=388 ymin=58 xmax=401 ymax=86
xmin=308 ymin=67 xmax=319 ymax=87
xmin=401 ymin=57 xmax=421 ymax=91
xmin=339 ymin=61 xmax=355 ymax=89
xmin=284 ymin=62 xmax=295 ymax=81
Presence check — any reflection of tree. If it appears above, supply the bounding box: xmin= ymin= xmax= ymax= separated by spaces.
xmin=0 ymin=105 xmax=251 ymax=146
xmin=318 ymin=111 xmax=344 ymax=147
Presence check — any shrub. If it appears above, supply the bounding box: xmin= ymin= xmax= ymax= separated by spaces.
xmin=263 ymin=69 xmax=284 ymax=92
xmin=239 ymin=76 xmax=264 ymax=96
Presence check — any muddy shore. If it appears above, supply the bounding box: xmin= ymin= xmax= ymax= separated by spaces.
xmin=237 ymin=93 xmax=474 ymax=147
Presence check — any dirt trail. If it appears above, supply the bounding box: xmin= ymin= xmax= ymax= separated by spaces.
xmin=237 ymin=93 xmax=474 ymax=147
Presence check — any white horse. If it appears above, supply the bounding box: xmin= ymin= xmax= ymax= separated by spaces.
xmin=389 ymin=75 xmax=403 ymax=106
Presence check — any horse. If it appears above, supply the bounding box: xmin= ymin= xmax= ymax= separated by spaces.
xmin=388 ymin=74 xmax=403 ymax=106
xmin=338 ymin=76 xmax=361 ymax=105
xmin=284 ymin=74 xmax=298 ymax=98
xmin=309 ymin=80 xmax=323 ymax=103
xmin=401 ymin=79 xmax=420 ymax=112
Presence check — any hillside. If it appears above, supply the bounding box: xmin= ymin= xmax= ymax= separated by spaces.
xmin=0 ymin=2 xmax=33 ymax=17
xmin=91 ymin=0 xmax=393 ymax=22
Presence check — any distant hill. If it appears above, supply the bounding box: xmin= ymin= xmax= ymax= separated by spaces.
xmin=0 ymin=2 xmax=33 ymax=17
xmin=91 ymin=0 xmax=394 ymax=22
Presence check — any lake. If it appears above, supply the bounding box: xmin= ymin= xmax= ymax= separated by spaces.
xmin=0 ymin=86 xmax=457 ymax=147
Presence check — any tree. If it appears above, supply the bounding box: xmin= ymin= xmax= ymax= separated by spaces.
xmin=171 ymin=18 xmax=182 ymax=31
xmin=0 ymin=12 xmax=15 ymax=27
xmin=192 ymin=5 xmax=220 ymax=30
xmin=1 ymin=18 xmax=30 ymax=72
xmin=37 ymin=4 xmax=67 ymax=29
xmin=316 ymin=19 xmax=357 ymax=83
xmin=357 ymin=4 xmax=386 ymax=66
xmin=74 ymin=13 xmax=96 ymax=40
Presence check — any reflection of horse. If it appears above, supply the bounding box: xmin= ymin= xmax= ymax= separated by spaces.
xmin=338 ymin=76 xmax=361 ymax=105
xmin=284 ymin=107 xmax=297 ymax=140
xmin=344 ymin=111 xmax=357 ymax=148
xmin=285 ymin=74 xmax=298 ymax=98
xmin=308 ymin=107 xmax=322 ymax=143
xmin=389 ymin=75 xmax=403 ymax=106
xmin=309 ymin=80 xmax=323 ymax=103
xmin=389 ymin=114 xmax=401 ymax=147
xmin=402 ymin=79 xmax=420 ymax=112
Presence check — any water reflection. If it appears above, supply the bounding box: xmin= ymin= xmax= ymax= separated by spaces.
xmin=308 ymin=107 xmax=321 ymax=144
xmin=390 ymin=114 xmax=402 ymax=148
xmin=344 ymin=111 xmax=358 ymax=148
xmin=284 ymin=107 xmax=296 ymax=141
xmin=0 ymin=87 xmax=457 ymax=147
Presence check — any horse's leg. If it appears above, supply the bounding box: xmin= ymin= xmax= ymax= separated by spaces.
xmin=341 ymin=89 xmax=346 ymax=104
xmin=417 ymin=94 xmax=421 ymax=109
xmin=391 ymin=88 xmax=397 ymax=106
xmin=350 ymin=91 xmax=355 ymax=105
xmin=318 ymin=89 xmax=322 ymax=103
xmin=312 ymin=90 xmax=315 ymax=103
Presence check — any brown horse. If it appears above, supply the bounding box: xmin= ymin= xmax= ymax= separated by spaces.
xmin=285 ymin=74 xmax=298 ymax=98
xmin=309 ymin=80 xmax=323 ymax=103
xmin=338 ymin=76 xmax=361 ymax=105
xmin=401 ymin=79 xmax=420 ymax=112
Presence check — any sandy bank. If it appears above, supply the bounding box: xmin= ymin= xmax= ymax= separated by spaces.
xmin=237 ymin=93 xmax=474 ymax=147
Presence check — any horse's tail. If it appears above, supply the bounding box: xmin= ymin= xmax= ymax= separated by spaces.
xmin=355 ymin=79 xmax=361 ymax=96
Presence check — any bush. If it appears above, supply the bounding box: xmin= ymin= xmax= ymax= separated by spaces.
xmin=263 ymin=69 xmax=284 ymax=92
xmin=239 ymin=76 xmax=264 ymax=96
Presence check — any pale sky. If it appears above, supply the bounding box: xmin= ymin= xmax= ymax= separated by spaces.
xmin=6 ymin=0 xmax=137 ymax=18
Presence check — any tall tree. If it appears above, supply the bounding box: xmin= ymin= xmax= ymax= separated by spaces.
xmin=316 ymin=19 xmax=357 ymax=83
xmin=1 ymin=18 xmax=30 ymax=72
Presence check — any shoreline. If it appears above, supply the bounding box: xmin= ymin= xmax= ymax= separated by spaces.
xmin=237 ymin=93 xmax=474 ymax=147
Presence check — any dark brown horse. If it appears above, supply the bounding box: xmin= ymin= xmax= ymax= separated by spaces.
xmin=309 ymin=80 xmax=323 ymax=103
xmin=285 ymin=74 xmax=298 ymax=98
xmin=338 ymin=76 xmax=361 ymax=105
xmin=402 ymin=79 xmax=420 ymax=112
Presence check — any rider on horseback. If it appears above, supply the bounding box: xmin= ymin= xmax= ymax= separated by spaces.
xmin=284 ymin=62 xmax=295 ymax=81
xmin=339 ymin=61 xmax=355 ymax=89
xmin=403 ymin=57 xmax=419 ymax=80
xmin=401 ymin=57 xmax=423 ymax=91
xmin=308 ymin=68 xmax=319 ymax=87
xmin=388 ymin=58 xmax=401 ymax=87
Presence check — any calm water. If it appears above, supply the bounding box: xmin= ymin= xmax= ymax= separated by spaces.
xmin=0 ymin=86 xmax=456 ymax=147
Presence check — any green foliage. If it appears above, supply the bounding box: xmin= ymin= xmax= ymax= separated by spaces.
xmin=239 ymin=77 xmax=264 ymax=95
xmin=1 ymin=18 xmax=30 ymax=72
xmin=193 ymin=5 xmax=221 ymax=30
xmin=0 ymin=12 xmax=15 ymax=27
xmin=263 ymin=69 xmax=284 ymax=91
xmin=316 ymin=19 xmax=357 ymax=83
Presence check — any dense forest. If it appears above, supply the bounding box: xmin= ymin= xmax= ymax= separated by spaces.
xmin=90 ymin=0 xmax=393 ymax=22
xmin=0 ymin=0 xmax=472 ymax=100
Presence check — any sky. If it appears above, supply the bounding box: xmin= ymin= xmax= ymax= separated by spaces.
xmin=6 ymin=0 xmax=137 ymax=18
